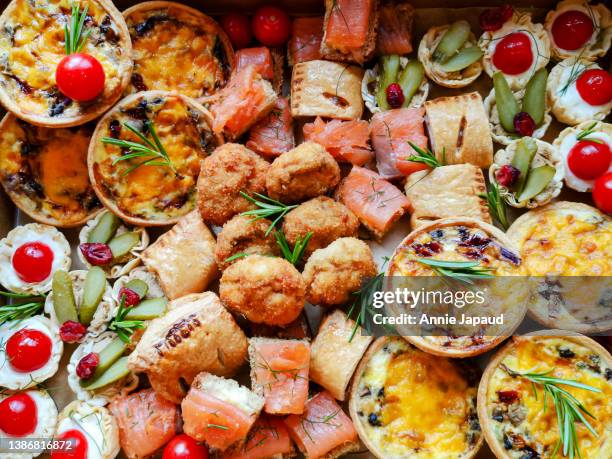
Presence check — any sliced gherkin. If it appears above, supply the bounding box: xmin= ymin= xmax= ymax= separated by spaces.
xmin=88 ymin=212 xmax=120 ymax=244
xmin=52 ymin=271 xmax=78 ymax=324
xmin=433 ymin=20 xmax=471 ymax=63
xmin=493 ymin=72 xmax=519 ymax=133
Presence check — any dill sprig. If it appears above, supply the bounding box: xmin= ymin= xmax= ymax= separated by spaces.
xmin=207 ymin=424 xmax=229 ymax=430
xmin=407 ymin=142 xmax=445 ymax=168
xmin=300 ymin=408 xmax=341 ymax=442
xmin=240 ymin=192 xmax=297 ymax=236
xmin=109 ymin=297 xmax=144 ymax=343
xmin=479 ymin=182 xmax=509 ymax=230
xmin=102 ymin=120 xmax=174 ymax=176
xmin=224 ymin=252 xmax=249 ymax=263
xmin=575 ymin=122 xmax=603 ymax=144
xmin=0 ymin=291 xmax=47 ymax=326
xmin=416 ymin=259 xmax=494 ymax=286
xmin=275 ymin=231 xmax=312 ymax=266
xmin=64 ymin=2 xmax=92 ymax=55
xmin=559 ymin=53 xmax=587 ymax=97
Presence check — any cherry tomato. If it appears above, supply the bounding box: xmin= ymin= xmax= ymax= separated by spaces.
xmin=492 ymin=32 xmax=533 ymax=75
xmin=56 ymin=53 xmax=105 ymax=102
xmin=576 ymin=69 xmax=612 ymax=106
xmin=0 ymin=392 xmax=37 ymax=437
xmin=593 ymin=171 xmax=612 ymax=214
xmin=51 ymin=429 xmax=88 ymax=459
xmin=220 ymin=13 xmax=252 ymax=49
xmin=12 ymin=241 xmax=54 ymax=283
xmin=162 ymin=434 xmax=209 ymax=459
xmin=252 ymin=6 xmax=291 ymax=46
xmin=6 ymin=329 xmax=52 ymax=373
xmin=567 ymin=140 xmax=611 ymax=180
xmin=551 ymin=10 xmax=594 ymax=51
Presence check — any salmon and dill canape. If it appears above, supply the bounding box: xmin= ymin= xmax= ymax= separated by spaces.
xmin=246 ymin=97 xmax=295 ymax=157
xmin=375 ymin=1 xmax=415 ymax=56
xmin=287 ymin=17 xmax=324 ymax=65
xmin=303 ymin=118 xmax=373 ymax=166
xmin=224 ymin=414 xmax=296 ymax=459
xmin=235 ymin=47 xmax=283 ymax=93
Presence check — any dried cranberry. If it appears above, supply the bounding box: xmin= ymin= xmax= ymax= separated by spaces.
xmin=497 ymin=390 xmax=520 ymax=404
xmin=461 ymin=234 xmax=491 ymax=248
xmin=79 ymin=243 xmax=113 ymax=266
xmin=119 ymin=287 xmax=141 ymax=307
xmin=59 ymin=320 xmax=87 ymax=343
xmin=411 ymin=241 xmax=442 ymax=257
xmin=495 ymin=164 xmax=520 ymax=187
xmin=76 ymin=352 xmax=99 ymax=379
xmin=385 ymin=83 xmax=405 ymax=109
xmin=513 ymin=112 xmax=536 ymax=137
xmin=479 ymin=4 xmax=513 ymax=31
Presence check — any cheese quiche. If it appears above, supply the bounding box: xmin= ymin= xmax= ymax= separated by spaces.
xmin=88 ymin=90 xmax=219 ymax=226
xmin=123 ymin=1 xmax=234 ymax=99
xmin=478 ymin=331 xmax=611 ymax=459
xmin=0 ymin=0 xmax=132 ymax=127
xmin=350 ymin=337 xmax=483 ymax=459
xmin=0 ymin=113 xmax=101 ymax=226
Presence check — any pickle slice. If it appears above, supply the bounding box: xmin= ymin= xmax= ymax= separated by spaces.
xmin=124 ymin=279 xmax=149 ymax=299
xmin=80 ymin=267 xmax=106 ymax=326
xmin=398 ymin=60 xmax=425 ymax=107
xmin=433 ymin=20 xmax=471 ymax=63
xmin=522 ymin=68 xmax=548 ymax=126
xmin=439 ymin=46 xmax=483 ymax=72
xmin=376 ymin=55 xmax=400 ymax=111
xmin=511 ymin=138 xmax=538 ymax=195
xmin=81 ymin=356 xmax=129 ymax=390
xmin=517 ymin=165 xmax=556 ymax=202
xmin=124 ymin=298 xmax=167 ymax=320
xmin=52 ymin=271 xmax=78 ymax=324
xmin=88 ymin=212 xmax=120 ymax=244
xmin=83 ymin=337 xmax=127 ymax=385
xmin=108 ymin=232 xmax=140 ymax=259
xmin=493 ymin=72 xmax=519 ymax=133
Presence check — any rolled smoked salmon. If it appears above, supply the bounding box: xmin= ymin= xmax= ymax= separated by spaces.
xmin=223 ymin=415 xmax=295 ymax=459
xmin=246 ymin=97 xmax=295 ymax=157
xmin=288 ymin=17 xmax=324 ymax=65
xmin=375 ymin=1 xmax=415 ymax=56
xmin=236 ymin=47 xmax=275 ymax=81
xmin=303 ymin=117 xmax=373 ymax=166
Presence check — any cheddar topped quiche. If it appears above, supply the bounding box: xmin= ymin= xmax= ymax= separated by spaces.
xmin=124 ymin=1 xmax=234 ymax=99
xmin=0 ymin=113 xmax=101 ymax=226
xmin=88 ymin=90 xmax=219 ymax=226
xmin=478 ymin=331 xmax=611 ymax=459
xmin=0 ymin=0 xmax=132 ymax=127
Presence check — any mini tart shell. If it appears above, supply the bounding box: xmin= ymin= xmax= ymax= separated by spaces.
xmin=349 ymin=337 xmax=484 ymax=459
xmin=418 ymin=25 xmax=483 ymax=89
xmin=123 ymin=1 xmax=235 ymax=100
xmin=477 ymin=330 xmax=612 ymax=459
xmin=88 ymin=90 xmax=220 ymax=226
xmin=489 ymin=138 xmax=564 ymax=209
xmin=0 ymin=0 xmax=133 ymax=128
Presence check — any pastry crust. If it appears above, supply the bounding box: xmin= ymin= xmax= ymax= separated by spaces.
xmin=424 ymin=92 xmax=493 ymax=168
xmin=291 ymin=60 xmax=364 ymax=120
xmin=0 ymin=0 xmax=132 ymax=127
xmin=141 ymin=210 xmax=218 ymax=300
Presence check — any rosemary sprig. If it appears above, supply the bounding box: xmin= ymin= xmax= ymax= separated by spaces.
xmin=575 ymin=122 xmax=603 ymax=144
xmin=416 ymin=259 xmax=494 ymax=285
xmin=406 ymin=142 xmax=445 ymax=168
xmin=0 ymin=291 xmax=47 ymax=326
xmin=102 ymin=120 xmax=174 ymax=176
xmin=240 ymin=192 xmax=298 ymax=236
xmin=108 ymin=297 xmax=144 ymax=343
xmin=64 ymin=2 xmax=92 ymax=55
xmin=479 ymin=182 xmax=509 ymax=230
xmin=275 ymin=231 xmax=312 ymax=266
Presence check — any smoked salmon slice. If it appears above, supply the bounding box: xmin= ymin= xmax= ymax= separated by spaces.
xmin=109 ymin=388 xmax=179 ymax=459
xmin=249 ymin=338 xmax=310 ymax=415
xmin=303 ymin=117 xmax=373 ymax=166
xmin=370 ymin=107 xmax=429 ymax=179
xmin=284 ymin=391 xmax=358 ymax=459
xmin=324 ymin=0 xmax=371 ymax=50
xmin=246 ymin=97 xmax=295 ymax=157
xmin=375 ymin=1 xmax=415 ymax=55
xmin=223 ymin=415 xmax=295 ymax=459
xmin=288 ymin=17 xmax=324 ymax=65
xmin=236 ymin=47 xmax=275 ymax=81
xmin=335 ymin=166 xmax=410 ymax=239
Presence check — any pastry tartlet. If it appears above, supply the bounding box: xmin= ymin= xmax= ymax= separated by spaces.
xmin=0 ymin=0 xmax=132 ymax=127
xmin=123 ymin=1 xmax=234 ymax=99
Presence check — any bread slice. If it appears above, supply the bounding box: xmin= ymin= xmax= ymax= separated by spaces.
xmin=193 ymin=372 xmax=264 ymax=418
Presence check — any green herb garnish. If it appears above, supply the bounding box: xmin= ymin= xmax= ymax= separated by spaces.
xmin=479 ymin=182 xmax=509 ymax=230
xmin=0 ymin=291 xmax=47 ymax=326
xmin=275 ymin=231 xmax=312 ymax=266
xmin=109 ymin=296 xmax=144 ymax=343
xmin=416 ymin=259 xmax=494 ymax=285
xmin=224 ymin=252 xmax=249 ymax=263
xmin=64 ymin=2 xmax=92 ymax=55
xmin=240 ymin=192 xmax=298 ymax=236
xmin=406 ymin=142 xmax=445 ymax=168
xmin=575 ymin=122 xmax=604 ymax=144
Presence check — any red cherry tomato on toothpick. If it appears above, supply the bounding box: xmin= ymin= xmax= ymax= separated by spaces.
xmin=0 ymin=392 xmax=38 ymax=437
xmin=51 ymin=429 xmax=88 ymax=459
xmin=56 ymin=53 xmax=105 ymax=102
xmin=163 ymin=434 xmax=209 ymax=459
xmin=576 ymin=69 xmax=612 ymax=106
xmin=12 ymin=241 xmax=54 ymax=283
xmin=220 ymin=13 xmax=252 ymax=49
xmin=593 ymin=172 xmax=612 ymax=214
xmin=6 ymin=329 xmax=53 ymax=373
xmin=252 ymin=6 xmax=291 ymax=46
xmin=551 ymin=10 xmax=594 ymax=51
xmin=492 ymin=32 xmax=533 ymax=75
xmin=567 ymin=140 xmax=611 ymax=180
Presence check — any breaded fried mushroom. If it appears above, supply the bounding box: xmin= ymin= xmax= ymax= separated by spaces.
xmin=265 ymin=141 xmax=340 ymax=203
xmin=215 ymin=215 xmax=280 ymax=270
xmin=220 ymin=255 xmax=306 ymax=325
xmin=282 ymin=196 xmax=359 ymax=258
xmin=303 ymin=237 xmax=377 ymax=307
xmin=197 ymin=143 xmax=270 ymax=226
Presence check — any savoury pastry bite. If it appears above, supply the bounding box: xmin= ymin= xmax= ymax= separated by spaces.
xmin=0 ymin=114 xmax=102 ymax=227
xmin=424 ymin=93 xmax=493 ymax=168
xmin=124 ymin=1 xmax=234 ymax=98
xmin=0 ymin=0 xmax=132 ymax=127
xmin=89 ymin=91 xmax=219 ymax=226
xmin=350 ymin=337 xmax=483 ymax=459
xmin=291 ymin=60 xmax=364 ymax=120
xmin=478 ymin=331 xmax=611 ymax=459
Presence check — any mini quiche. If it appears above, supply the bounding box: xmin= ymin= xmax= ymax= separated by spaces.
xmin=0 ymin=0 xmax=132 ymax=127
xmin=0 ymin=114 xmax=101 ymax=227
xmin=349 ymin=337 xmax=483 ymax=459
xmin=478 ymin=331 xmax=611 ymax=459
xmin=88 ymin=90 xmax=219 ymax=226
xmin=387 ymin=218 xmax=526 ymax=357
xmin=123 ymin=1 xmax=234 ymax=99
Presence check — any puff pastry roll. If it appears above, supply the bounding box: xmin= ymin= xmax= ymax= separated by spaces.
xmin=424 ymin=92 xmax=493 ymax=168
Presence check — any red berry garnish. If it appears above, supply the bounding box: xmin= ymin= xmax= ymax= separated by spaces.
xmin=479 ymin=4 xmax=513 ymax=31
xmin=76 ymin=352 xmax=99 ymax=380
xmin=51 ymin=429 xmax=88 ymax=459
xmin=576 ymin=69 xmax=612 ymax=106
xmin=0 ymin=392 xmax=38 ymax=437
xmin=567 ymin=140 xmax=611 ymax=180
xmin=513 ymin=112 xmax=536 ymax=137
xmin=56 ymin=53 xmax=105 ymax=102
xmin=59 ymin=321 xmax=87 ymax=343
xmin=492 ymin=32 xmax=533 ymax=75
xmin=79 ymin=243 xmax=113 ymax=266
xmin=551 ymin=10 xmax=594 ymax=51
xmin=12 ymin=241 xmax=54 ymax=283
xmin=385 ymin=83 xmax=405 ymax=109
xmin=118 ymin=287 xmax=141 ymax=307
xmin=495 ymin=164 xmax=521 ymax=187
xmin=497 ymin=390 xmax=520 ymax=404
xmin=6 ymin=329 xmax=52 ymax=373
xmin=593 ymin=171 xmax=612 ymax=214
